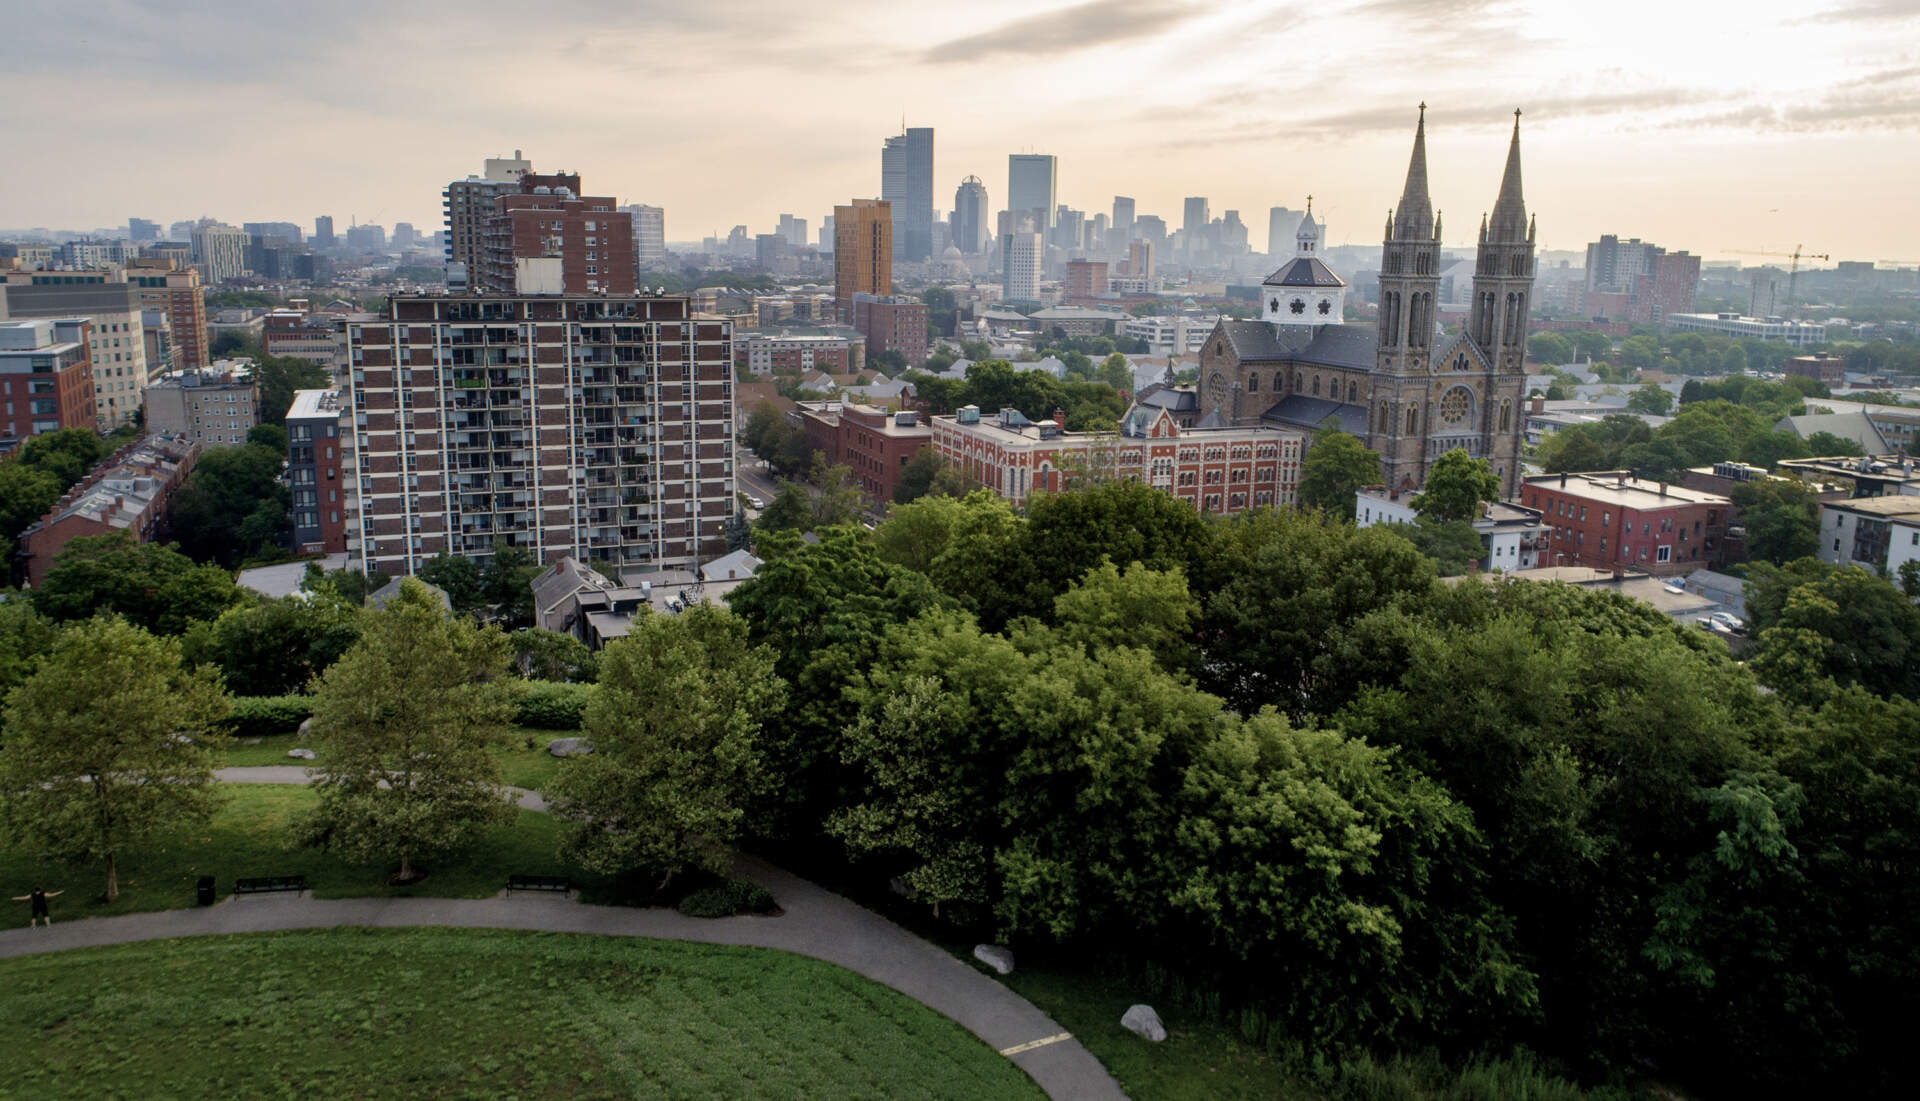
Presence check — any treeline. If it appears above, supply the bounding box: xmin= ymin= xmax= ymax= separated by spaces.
xmin=710 ymin=483 xmax=1918 ymax=1097
xmin=0 ymin=426 xmax=139 ymax=571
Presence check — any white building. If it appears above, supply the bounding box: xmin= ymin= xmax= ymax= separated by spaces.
xmin=189 ymin=224 xmax=249 ymax=284
xmin=1355 ymin=487 xmax=1551 ymax=573
xmin=1816 ymin=495 xmax=1920 ymax=575
xmin=1124 ymin=314 xmax=1220 ymax=355
xmin=1666 ymin=311 xmax=1827 ymax=348
xmin=1002 ymin=231 xmax=1043 ymax=303
xmin=623 ymin=203 xmax=667 ymax=270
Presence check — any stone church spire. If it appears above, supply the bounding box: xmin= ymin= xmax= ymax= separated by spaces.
xmin=1392 ymin=104 xmax=1435 ymax=241
xmin=1485 ymin=110 xmax=1528 ymax=244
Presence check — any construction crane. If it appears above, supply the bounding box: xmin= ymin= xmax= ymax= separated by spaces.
xmin=1727 ymin=244 xmax=1830 ymax=315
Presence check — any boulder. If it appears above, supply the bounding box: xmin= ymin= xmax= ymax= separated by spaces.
xmin=297 ymin=718 xmax=313 ymax=737
xmin=287 ymin=748 xmax=317 ymax=760
xmin=547 ymin=737 xmax=594 ymax=758
xmin=972 ymin=944 xmax=1015 ymax=975
xmin=1120 ymin=1004 xmax=1166 ymax=1042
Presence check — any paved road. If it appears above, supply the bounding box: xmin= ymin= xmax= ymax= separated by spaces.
xmin=5 ymin=769 xmax=1125 ymax=1101
xmin=215 ymin=766 xmax=550 ymax=813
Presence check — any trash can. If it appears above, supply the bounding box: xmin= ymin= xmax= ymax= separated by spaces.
xmin=196 ymin=876 xmax=216 ymax=906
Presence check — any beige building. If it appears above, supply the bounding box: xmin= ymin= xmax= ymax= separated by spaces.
xmin=142 ymin=359 xmax=258 ymax=447
xmin=0 ymin=272 xmax=151 ymax=428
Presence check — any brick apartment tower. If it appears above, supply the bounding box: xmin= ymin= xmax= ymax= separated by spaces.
xmin=0 ymin=318 xmax=96 ymax=442
xmin=479 ymin=173 xmax=635 ymax=295
xmin=345 ymin=294 xmax=734 ymax=578
xmin=834 ymin=199 xmax=892 ymax=322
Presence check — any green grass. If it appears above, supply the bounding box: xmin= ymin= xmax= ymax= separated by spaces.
xmin=219 ymin=729 xmax=570 ymax=791
xmin=1 ymin=786 xmax=591 ymax=929
xmin=1 ymin=928 xmax=1043 ymax=1100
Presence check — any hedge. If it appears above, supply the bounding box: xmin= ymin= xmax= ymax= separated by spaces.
xmin=225 ymin=695 xmax=313 ymax=738
xmin=513 ymin=681 xmax=595 ymax=730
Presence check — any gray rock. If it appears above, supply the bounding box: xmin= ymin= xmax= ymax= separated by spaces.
xmin=1121 ymin=1004 xmax=1166 ymax=1042
xmin=297 ymin=718 xmax=313 ymax=737
xmin=547 ymin=737 xmax=594 ymax=758
xmin=973 ymin=944 xmax=1015 ymax=975
xmin=286 ymin=748 xmax=317 ymax=760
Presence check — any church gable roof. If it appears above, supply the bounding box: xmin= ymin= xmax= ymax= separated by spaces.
xmin=1262 ymin=257 xmax=1344 ymax=289
xmin=1261 ymin=395 xmax=1369 ymax=435
xmin=1433 ymin=331 xmax=1492 ymax=370
xmin=1213 ymin=319 xmax=1310 ymax=362
xmin=1299 ymin=324 xmax=1376 ymax=370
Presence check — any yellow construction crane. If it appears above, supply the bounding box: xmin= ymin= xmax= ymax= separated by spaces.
xmin=1727 ymin=244 xmax=1830 ymax=314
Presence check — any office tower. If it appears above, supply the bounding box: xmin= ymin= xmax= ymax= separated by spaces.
xmin=479 ymin=172 xmax=635 ymax=295
xmin=1092 ymin=213 xmax=1109 ymax=248
xmin=952 ymin=176 xmax=989 ymax=255
xmin=776 ymin=214 xmax=807 ymax=249
xmin=1133 ymin=214 xmax=1167 ymax=256
xmin=126 ymin=261 xmax=209 ymax=372
xmin=756 ymin=234 xmax=790 ymax=273
xmin=0 ymin=318 xmax=96 ymax=443
xmin=1222 ymin=210 xmax=1249 ymax=254
xmin=1007 ymin=154 xmax=1058 ymax=235
xmin=128 ymin=218 xmax=158 ymax=243
xmin=242 ymin=222 xmax=303 ymax=243
xmin=346 ymin=293 xmax=734 ymax=576
xmin=189 ymin=224 xmax=248 ymax=283
xmin=1266 ymin=206 xmax=1301 ymax=256
xmin=1053 ymin=206 xmax=1085 ymax=251
xmin=1066 ymin=259 xmax=1108 ymax=300
xmin=834 ymin=199 xmax=893 ymax=320
xmin=1128 ymin=240 xmax=1155 ymax=279
xmin=1183 ymin=197 xmax=1210 ymax=237
xmin=621 ymin=204 xmax=666 ymax=271
xmin=819 ymin=216 xmax=835 ymax=252
xmin=1002 ymin=231 xmax=1043 ymax=303
xmin=314 ymin=215 xmax=336 ymax=247
xmin=0 ymin=273 xmax=150 ymax=428
xmin=1112 ymin=196 xmax=1135 ymax=233
xmin=444 ymin=150 xmax=534 ymax=271
xmin=392 ymin=222 xmax=418 ymax=250
xmin=879 ymin=126 xmax=935 ymax=263
xmin=852 ymin=293 xmax=930 ymax=366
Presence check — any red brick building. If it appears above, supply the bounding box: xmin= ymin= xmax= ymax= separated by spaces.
xmin=794 ymin=401 xmax=933 ymax=503
xmin=1065 ymin=259 xmax=1109 ymax=302
xmin=1521 ymin=471 xmax=1730 ymax=576
xmin=480 ymin=173 xmax=635 ymax=295
xmin=852 ymin=293 xmax=927 ymax=367
xmin=1785 ymin=353 xmax=1846 ymax=386
xmin=0 ymin=318 xmax=96 ymax=442
xmin=19 ymin=433 xmax=199 ymax=586
xmin=933 ymin=402 xmax=1302 ymax=515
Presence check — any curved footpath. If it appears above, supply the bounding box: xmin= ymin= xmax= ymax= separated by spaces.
xmin=0 ymin=767 xmax=1126 ymax=1101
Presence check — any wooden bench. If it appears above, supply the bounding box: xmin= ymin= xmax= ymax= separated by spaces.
xmin=507 ymin=874 xmax=571 ymax=896
xmin=233 ymin=875 xmax=307 ymax=895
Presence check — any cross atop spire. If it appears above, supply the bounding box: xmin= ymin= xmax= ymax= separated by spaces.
xmin=1487 ymin=107 xmax=1528 ymax=243
xmin=1392 ymin=104 xmax=1434 ymax=241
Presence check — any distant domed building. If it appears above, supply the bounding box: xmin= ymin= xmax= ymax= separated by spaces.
xmin=1197 ymin=105 xmax=1536 ymax=496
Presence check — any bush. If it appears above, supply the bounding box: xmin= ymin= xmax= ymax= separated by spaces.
xmin=512 ymin=681 xmax=595 ymax=729
xmin=677 ymin=878 xmax=777 ymax=918
xmin=225 ymin=695 xmax=313 ymax=738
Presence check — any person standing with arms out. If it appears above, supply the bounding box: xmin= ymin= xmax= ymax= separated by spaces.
xmin=12 ymin=886 xmax=62 ymax=927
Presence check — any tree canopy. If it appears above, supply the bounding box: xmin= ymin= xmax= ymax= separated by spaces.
xmin=1297 ymin=428 xmax=1382 ymax=519
xmin=34 ymin=534 xmax=241 ymax=635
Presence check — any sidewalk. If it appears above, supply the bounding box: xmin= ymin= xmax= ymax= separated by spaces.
xmin=3 ymin=772 xmax=1125 ymax=1101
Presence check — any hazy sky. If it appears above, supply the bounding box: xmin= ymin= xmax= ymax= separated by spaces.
xmin=6 ymin=0 xmax=1918 ymax=263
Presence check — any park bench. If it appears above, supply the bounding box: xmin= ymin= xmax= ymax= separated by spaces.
xmin=233 ymin=875 xmax=307 ymax=895
xmin=507 ymin=874 xmax=571 ymax=896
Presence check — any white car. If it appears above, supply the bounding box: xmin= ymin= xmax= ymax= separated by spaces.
xmin=747 ymin=495 xmax=765 ymax=509
xmin=1709 ymin=611 xmax=1745 ymax=633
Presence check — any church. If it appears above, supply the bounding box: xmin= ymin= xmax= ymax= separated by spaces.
xmin=1197 ymin=106 xmax=1535 ymax=496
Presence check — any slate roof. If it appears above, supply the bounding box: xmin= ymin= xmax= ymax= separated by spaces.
xmin=1776 ymin=411 xmax=1889 ymax=453
xmin=1136 ymin=386 xmax=1198 ymax=412
xmin=1211 ymin=319 xmax=1376 ymax=370
xmin=1262 ymin=257 xmax=1345 ymax=289
xmin=1261 ymin=395 xmax=1369 ymax=434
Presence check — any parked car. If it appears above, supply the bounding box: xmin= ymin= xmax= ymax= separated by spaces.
xmin=1709 ymin=611 xmax=1745 ymax=633
xmin=747 ymin=495 xmax=765 ymax=509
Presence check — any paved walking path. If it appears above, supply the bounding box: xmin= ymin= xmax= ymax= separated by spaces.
xmin=2 ymin=769 xmax=1126 ymax=1101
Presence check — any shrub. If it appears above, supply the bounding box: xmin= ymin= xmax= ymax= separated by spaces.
xmin=677 ymin=878 xmax=777 ymax=918
xmin=513 ymin=681 xmax=594 ymax=730
xmin=225 ymin=695 xmax=313 ymax=738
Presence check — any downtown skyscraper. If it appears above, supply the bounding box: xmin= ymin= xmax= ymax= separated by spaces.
xmin=1007 ymin=154 xmax=1058 ymax=236
xmin=881 ymin=126 xmax=934 ymax=263
xmin=952 ymin=176 xmax=989 ymax=255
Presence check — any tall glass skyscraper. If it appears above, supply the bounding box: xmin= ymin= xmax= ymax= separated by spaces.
xmin=952 ymin=176 xmax=989 ymax=255
xmin=881 ymin=126 xmax=935 ymax=263
xmin=1007 ymin=154 xmax=1058 ymax=236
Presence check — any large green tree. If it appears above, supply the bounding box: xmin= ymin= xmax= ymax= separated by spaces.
xmin=182 ymin=593 xmax=362 ymax=696
xmin=0 ymin=617 xmax=229 ymax=899
xmin=1413 ymin=448 xmax=1500 ymax=523
xmin=1297 ymin=428 xmax=1382 ymax=519
xmin=547 ymin=605 xmax=785 ymax=888
xmin=33 ymin=534 xmax=242 ymax=635
xmin=251 ymin=354 xmax=331 ymax=426
xmin=302 ymin=579 xmax=517 ymax=882
xmin=167 ymin=443 xmax=292 ymax=565
xmin=1730 ymin=478 xmax=1821 ymax=565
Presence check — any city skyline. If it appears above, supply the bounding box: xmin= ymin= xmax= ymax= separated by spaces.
xmin=4 ymin=0 xmax=1919 ymax=262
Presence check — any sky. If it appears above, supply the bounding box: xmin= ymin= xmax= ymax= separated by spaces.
xmin=5 ymin=0 xmax=1919 ymax=263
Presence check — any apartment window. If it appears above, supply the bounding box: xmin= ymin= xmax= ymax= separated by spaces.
xmin=1579 ymin=506 xmax=1587 ymax=521
xmin=1657 ymin=545 xmax=1671 ymax=563
xmin=1602 ymin=510 xmax=1609 ymax=527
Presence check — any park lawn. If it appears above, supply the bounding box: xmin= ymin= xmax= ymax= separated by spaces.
xmin=1 ymin=928 xmax=1043 ymax=1101
xmin=221 ymin=729 xmax=568 ymax=791
xmin=0 ymin=785 xmax=591 ymax=930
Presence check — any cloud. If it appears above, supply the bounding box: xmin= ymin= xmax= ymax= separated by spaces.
xmin=924 ymin=0 xmax=1203 ymax=63
xmin=1805 ymin=1 xmax=1920 ymax=21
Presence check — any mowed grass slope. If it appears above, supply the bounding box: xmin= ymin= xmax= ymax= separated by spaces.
xmin=0 ymin=785 xmax=589 ymax=928
xmin=2 ymin=928 xmax=1043 ymax=1100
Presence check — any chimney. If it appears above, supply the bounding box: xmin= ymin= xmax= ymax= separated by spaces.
xmin=1659 ymin=482 xmax=1668 ymax=497
xmin=1530 ymin=394 xmax=1545 ymax=415
xmin=1559 ymin=471 xmax=1567 ymax=488
xmin=1053 ymin=406 xmax=1067 ymax=428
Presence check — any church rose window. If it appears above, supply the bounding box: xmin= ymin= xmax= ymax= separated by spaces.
xmin=1290 ymin=299 xmax=1306 ymax=314
xmin=1439 ymin=387 xmax=1471 ymax=425
xmin=1318 ymin=300 xmax=1332 ymax=315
